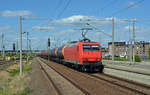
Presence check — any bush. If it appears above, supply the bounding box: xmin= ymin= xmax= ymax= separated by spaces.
xmin=135 ymin=55 xmax=141 ymax=62
xmin=114 ymin=57 xmax=129 ymax=61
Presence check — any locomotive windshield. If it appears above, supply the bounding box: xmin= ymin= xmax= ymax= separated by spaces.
xmin=83 ymin=45 xmax=100 ymax=51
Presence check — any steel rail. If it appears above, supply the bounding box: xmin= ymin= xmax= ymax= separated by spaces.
xmin=39 ymin=58 xmax=91 ymax=95
xmin=38 ymin=59 xmax=63 ymax=95
xmin=90 ymin=74 xmax=150 ymax=95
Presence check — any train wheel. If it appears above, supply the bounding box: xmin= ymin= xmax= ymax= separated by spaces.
xmin=99 ymin=65 xmax=104 ymax=73
xmin=81 ymin=66 xmax=87 ymax=72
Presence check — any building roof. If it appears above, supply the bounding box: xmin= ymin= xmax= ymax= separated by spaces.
xmin=108 ymin=42 xmax=126 ymax=46
xmin=134 ymin=41 xmax=150 ymax=45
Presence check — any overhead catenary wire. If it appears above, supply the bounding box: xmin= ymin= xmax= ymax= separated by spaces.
xmin=57 ymin=0 xmax=72 ymax=18
xmin=101 ymin=0 xmax=119 ymax=11
xmin=53 ymin=0 xmax=64 ymax=18
xmin=23 ymin=0 xmax=65 ymax=32
xmin=86 ymin=23 xmax=112 ymax=37
xmin=109 ymin=0 xmax=145 ymax=17
xmin=23 ymin=0 xmax=71 ymax=33
xmin=100 ymin=0 xmax=120 ymax=16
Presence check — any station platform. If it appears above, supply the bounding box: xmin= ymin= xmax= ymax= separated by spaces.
xmin=102 ymin=60 xmax=150 ymax=75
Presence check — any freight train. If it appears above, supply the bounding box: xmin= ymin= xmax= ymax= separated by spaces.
xmin=38 ymin=40 xmax=104 ymax=72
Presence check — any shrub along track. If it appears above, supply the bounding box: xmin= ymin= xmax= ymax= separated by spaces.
xmin=38 ymin=57 xmax=147 ymax=95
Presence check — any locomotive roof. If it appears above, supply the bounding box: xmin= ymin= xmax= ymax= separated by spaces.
xmin=69 ymin=41 xmax=98 ymax=44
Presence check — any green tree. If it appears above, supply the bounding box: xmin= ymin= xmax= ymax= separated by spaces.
xmin=135 ymin=55 xmax=141 ymax=62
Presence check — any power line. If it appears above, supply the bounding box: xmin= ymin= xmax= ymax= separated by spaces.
xmin=57 ymin=0 xmax=72 ymax=18
xmin=24 ymin=0 xmax=70 ymax=33
xmin=101 ymin=0 xmax=119 ymax=11
xmin=100 ymin=0 xmax=120 ymax=16
xmin=110 ymin=0 xmax=144 ymax=17
xmin=86 ymin=23 xmax=112 ymax=37
xmin=23 ymin=0 xmax=64 ymax=32
xmin=53 ymin=0 xmax=64 ymax=18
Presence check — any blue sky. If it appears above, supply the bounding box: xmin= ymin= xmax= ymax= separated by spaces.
xmin=0 ymin=0 xmax=150 ymax=50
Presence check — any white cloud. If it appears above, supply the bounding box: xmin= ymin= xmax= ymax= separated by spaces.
xmin=54 ymin=29 xmax=77 ymax=36
xmin=124 ymin=1 xmax=139 ymax=8
xmin=0 ymin=10 xmax=32 ymax=17
xmin=0 ymin=26 xmax=16 ymax=33
xmin=51 ymin=15 xmax=91 ymax=27
xmin=0 ymin=26 xmax=11 ymax=31
xmin=124 ymin=25 xmax=138 ymax=31
xmin=32 ymin=26 xmax=55 ymax=31
xmin=50 ymin=15 xmax=125 ymax=28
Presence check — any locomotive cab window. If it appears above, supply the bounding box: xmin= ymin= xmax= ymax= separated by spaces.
xmin=83 ymin=45 xmax=100 ymax=51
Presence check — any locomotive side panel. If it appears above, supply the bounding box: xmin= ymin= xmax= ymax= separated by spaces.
xmin=64 ymin=45 xmax=80 ymax=62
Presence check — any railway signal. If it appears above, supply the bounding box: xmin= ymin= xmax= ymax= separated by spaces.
xmin=13 ymin=43 xmax=15 ymax=51
xmin=48 ymin=38 xmax=50 ymax=47
xmin=48 ymin=38 xmax=50 ymax=62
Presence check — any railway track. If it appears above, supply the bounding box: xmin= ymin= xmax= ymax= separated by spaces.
xmin=0 ymin=60 xmax=12 ymax=64
xmin=38 ymin=58 xmax=91 ymax=95
xmin=89 ymin=74 xmax=150 ymax=95
xmin=38 ymin=57 xmax=150 ymax=95
xmin=38 ymin=60 xmax=63 ymax=95
xmin=0 ymin=60 xmax=20 ymax=65
xmin=0 ymin=60 xmax=20 ymax=70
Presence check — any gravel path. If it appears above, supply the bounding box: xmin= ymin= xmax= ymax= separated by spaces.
xmin=28 ymin=58 xmax=58 ymax=95
xmin=40 ymin=59 xmax=85 ymax=95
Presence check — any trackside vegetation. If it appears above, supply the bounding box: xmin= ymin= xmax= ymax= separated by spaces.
xmin=0 ymin=60 xmax=32 ymax=95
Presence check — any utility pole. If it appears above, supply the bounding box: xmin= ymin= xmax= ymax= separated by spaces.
xmin=26 ymin=32 xmax=29 ymax=63
xmin=132 ymin=19 xmax=136 ymax=64
xmin=29 ymin=39 xmax=32 ymax=56
xmin=128 ymin=20 xmax=132 ymax=65
xmin=16 ymin=40 xmax=18 ymax=57
xmin=19 ymin=16 xmax=23 ymax=76
xmin=112 ymin=18 xmax=114 ymax=61
xmin=2 ymin=33 xmax=5 ymax=61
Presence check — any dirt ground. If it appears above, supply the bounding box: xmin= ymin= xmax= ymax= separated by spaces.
xmin=28 ymin=58 xmax=55 ymax=95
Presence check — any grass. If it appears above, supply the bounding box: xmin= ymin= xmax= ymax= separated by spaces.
xmin=0 ymin=87 xmax=32 ymax=95
xmin=6 ymin=61 xmax=32 ymax=77
xmin=114 ymin=57 xmax=129 ymax=61
xmin=7 ymin=69 xmax=20 ymax=77
xmin=0 ymin=60 xmax=32 ymax=95
xmin=103 ymin=57 xmax=129 ymax=61
xmin=13 ymin=88 xmax=32 ymax=95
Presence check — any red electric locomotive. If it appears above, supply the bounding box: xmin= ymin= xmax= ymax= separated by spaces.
xmin=64 ymin=41 xmax=103 ymax=72
xmin=48 ymin=40 xmax=104 ymax=72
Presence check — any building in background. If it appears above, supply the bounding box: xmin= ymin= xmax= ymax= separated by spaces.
xmin=108 ymin=42 xmax=127 ymax=57
xmin=108 ymin=41 xmax=150 ymax=60
xmin=101 ymin=47 xmax=109 ymax=58
xmin=134 ymin=41 xmax=150 ymax=60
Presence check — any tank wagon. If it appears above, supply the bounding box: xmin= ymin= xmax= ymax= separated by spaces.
xmin=39 ymin=41 xmax=104 ymax=72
